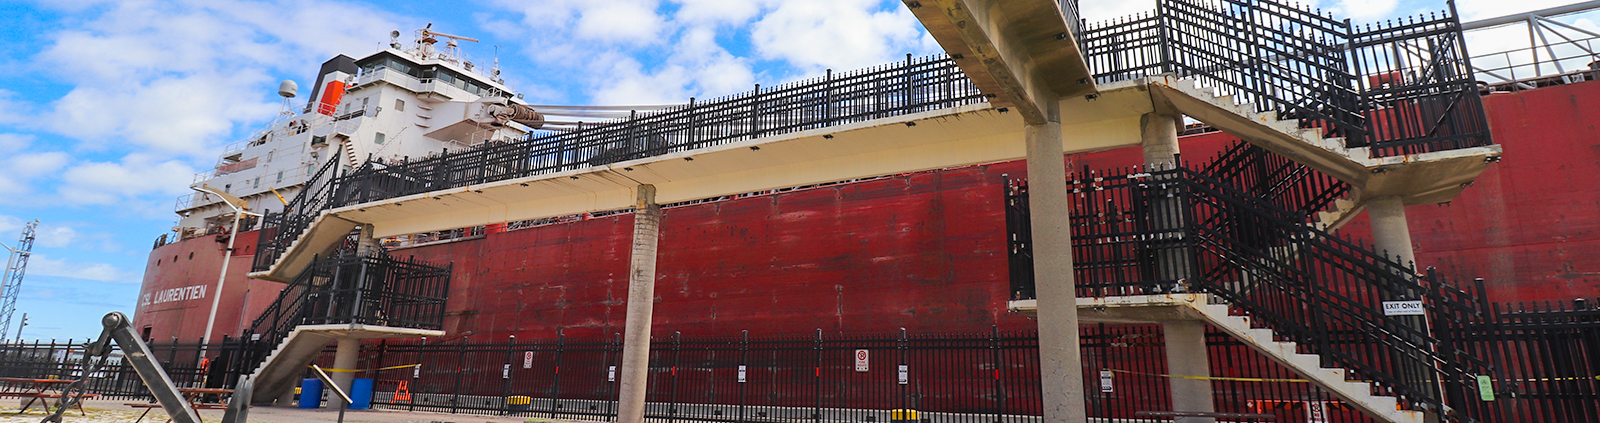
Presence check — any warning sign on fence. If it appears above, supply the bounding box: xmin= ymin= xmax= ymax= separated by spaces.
xmin=524 ymin=351 xmax=534 ymax=368
xmin=855 ymin=349 xmax=869 ymax=372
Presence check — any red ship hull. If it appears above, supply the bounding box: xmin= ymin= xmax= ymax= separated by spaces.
xmin=136 ymin=80 xmax=1600 ymax=343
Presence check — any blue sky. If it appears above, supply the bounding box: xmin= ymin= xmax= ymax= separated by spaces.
xmin=0 ymin=0 xmax=1592 ymax=341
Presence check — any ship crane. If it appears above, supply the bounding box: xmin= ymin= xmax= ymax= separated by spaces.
xmin=0 ymin=220 xmax=36 ymax=344
xmin=416 ymin=23 xmax=478 ymax=62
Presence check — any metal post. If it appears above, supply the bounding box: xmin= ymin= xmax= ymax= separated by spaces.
xmin=553 ymin=331 xmax=565 ymax=419
xmin=737 ymin=330 xmax=748 ymax=423
xmin=617 ymin=185 xmax=662 ymax=423
xmin=200 ymin=208 xmax=244 ymax=371
xmin=502 ymin=335 xmax=514 ymax=415
xmin=813 ymin=329 xmax=822 ymax=423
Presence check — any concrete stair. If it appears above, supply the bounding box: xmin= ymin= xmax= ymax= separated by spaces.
xmin=1183 ymin=294 xmax=1423 ymax=423
xmin=1314 ymin=195 xmax=1366 ymax=231
xmin=1153 ymin=76 xmax=1500 ymax=208
xmin=248 ymin=323 xmax=443 ymax=405
xmin=1009 ymin=294 xmax=1421 ymax=423
xmin=1151 ymin=78 xmax=1373 ymax=185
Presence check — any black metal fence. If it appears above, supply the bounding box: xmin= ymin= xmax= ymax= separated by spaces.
xmin=0 ymin=337 xmax=253 ymax=400
xmin=323 ymin=327 xmax=1392 ymax=423
xmin=1080 ymin=0 xmax=1492 ymax=155
xmin=4 ymin=305 xmax=1592 ymax=423
xmin=1004 ymin=160 xmax=1497 ymax=416
xmin=241 ymin=251 xmax=451 ymax=373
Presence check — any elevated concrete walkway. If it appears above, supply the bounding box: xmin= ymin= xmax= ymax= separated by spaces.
xmin=249 ymin=324 xmax=443 ymax=405
xmin=1009 ymin=294 xmax=1422 ymax=423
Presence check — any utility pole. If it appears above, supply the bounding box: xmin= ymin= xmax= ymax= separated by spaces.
xmin=14 ymin=313 xmax=26 ymax=344
xmin=0 ymin=220 xmax=38 ymax=344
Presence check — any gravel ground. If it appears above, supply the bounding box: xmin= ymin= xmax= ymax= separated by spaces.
xmin=0 ymin=400 xmax=581 ymax=423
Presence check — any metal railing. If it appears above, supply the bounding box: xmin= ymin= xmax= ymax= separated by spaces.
xmin=0 ymin=337 xmax=254 ymax=399
xmin=252 ymin=55 xmax=984 ymax=272
xmin=1081 ymin=0 xmax=1493 ymax=156
xmin=1005 ymin=161 xmax=1494 ymax=415
xmin=241 ymin=250 xmax=451 ymax=373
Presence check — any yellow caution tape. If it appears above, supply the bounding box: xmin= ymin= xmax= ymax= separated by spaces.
xmin=1104 ymin=368 xmax=1310 ymax=383
xmin=312 ymin=363 xmax=422 ymax=373
xmin=1503 ymin=375 xmax=1600 ymax=382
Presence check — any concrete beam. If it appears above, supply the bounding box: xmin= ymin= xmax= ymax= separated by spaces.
xmin=906 ymin=0 xmax=1095 ymax=125
xmin=254 ymin=80 xmax=1169 ymax=282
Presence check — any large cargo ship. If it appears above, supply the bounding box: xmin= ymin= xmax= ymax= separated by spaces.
xmin=124 ymin=3 xmax=1600 ymax=421
xmin=103 ymin=2 xmax=1600 ymax=419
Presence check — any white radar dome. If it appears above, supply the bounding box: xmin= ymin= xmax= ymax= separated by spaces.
xmin=278 ymin=80 xmax=298 ymax=98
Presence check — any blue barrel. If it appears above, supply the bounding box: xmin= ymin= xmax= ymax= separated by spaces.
xmin=299 ymin=378 xmax=322 ymax=409
xmin=350 ymin=378 xmax=374 ymax=409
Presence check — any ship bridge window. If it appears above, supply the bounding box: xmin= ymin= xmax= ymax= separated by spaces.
xmin=253 ymin=177 xmax=260 ymax=188
xmin=277 ymin=171 xmax=284 ymax=182
xmin=375 ymin=132 xmax=386 ymax=145
xmin=395 ymin=99 xmax=405 ymax=112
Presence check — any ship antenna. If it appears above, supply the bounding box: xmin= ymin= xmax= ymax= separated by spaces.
xmin=492 ymin=45 xmax=503 ymax=84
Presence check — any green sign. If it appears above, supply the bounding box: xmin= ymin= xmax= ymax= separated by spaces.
xmin=1477 ymin=375 xmax=1495 ymax=401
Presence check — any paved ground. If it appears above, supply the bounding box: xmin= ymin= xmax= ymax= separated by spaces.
xmin=0 ymin=400 xmax=579 ymax=423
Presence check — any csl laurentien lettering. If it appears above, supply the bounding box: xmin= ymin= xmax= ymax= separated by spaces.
xmin=141 ymin=284 xmax=207 ymax=306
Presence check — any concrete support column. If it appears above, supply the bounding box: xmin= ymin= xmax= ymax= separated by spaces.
xmin=1163 ymin=321 xmax=1215 ymax=423
xmin=331 ymin=338 xmax=359 ymax=403
xmin=1142 ymin=113 xmax=1191 ymax=285
xmin=1366 ymin=195 xmax=1439 ymax=421
xmin=1141 ymin=113 xmax=1182 ymax=168
xmin=357 ymin=224 xmax=381 ymax=258
xmin=1027 ymin=99 xmax=1089 ymax=423
xmin=1367 ymin=196 xmax=1415 ymax=266
xmin=617 ymin=185 xmax=661 ymax=423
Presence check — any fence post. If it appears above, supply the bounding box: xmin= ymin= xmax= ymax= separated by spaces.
xmin=750 ymin=84 xmax=762 ymax=139
xmin=991 ymin=326 xmax=1004 ymax=423
xmin=553 ymin=331 xmax=565 ymax=419
xmin=903 ymin=54 xmax=914 ymax=110
xmin=737 ymin=330 xmax=748 ymax=423
xmin=609 ymin=332 xmax=621 ymax=422
xmin=668 ymin=331 xmax=682 ymax=423
xmin=687 ymin=97 xmax=698 ymax=148
xmin=814 ymin=329 xmax=823 ymax=423
xmin=502 ymin=335 xmax=515 ymax=416
xmin=451 ymin=337 xmax=465 ymax=414
xmin=824 ymin=69 xmax=833 ymax=122
xmin=898 ymin=328 xmax=909 ymax=413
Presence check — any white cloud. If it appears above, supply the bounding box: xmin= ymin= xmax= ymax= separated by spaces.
xmin=25 ymin=0 xmax=402 ymax=156
xmin=25 ymin=255 xmax=135 ymax=283
xmin=1332 ymin=0 xmax=1398 ymax=21
xmin=40 ymin=226 xmax=77 ymax=249
xmin=749 ymin=0 xmax=930 ymax=73
xmin=57 ymin=154 xmax=196 ymax=207
xmin=1454 ymin=0 xmax=1590 ymax=21
xmin=675 ymin=0 xmax=769 ymax=24
xmin=0 ymin=134 xmax=71 ymax=198
xmin=576 ymin=0 xmax=667 ymax=42
xmin=1079 ymin=0 xmax=1158 ymax=22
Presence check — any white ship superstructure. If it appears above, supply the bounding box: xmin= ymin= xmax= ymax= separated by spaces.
xmin=173 ymin=27 xmax=544 ymax=235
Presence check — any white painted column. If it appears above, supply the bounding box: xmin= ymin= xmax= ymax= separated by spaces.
xmin=1366 ymin=195 xmax=1439 ymax=422
xmin=616 ymin=185 xmax=661 ymax=423
xmin=1141 ymin=113 xmax=1182 ymax=167
xmin=1028 ymin=99 xmax=1089 ymax=423
xmin=331 ymin=338 xmax=359 ymax=403
xmin=1144 ymin=113 xmax=1214 ymax=419
xmin=1163 ymin=321 xmax=1215 ymax=423
xmin=1367 ymin=196 xmax=1415 ymax=266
